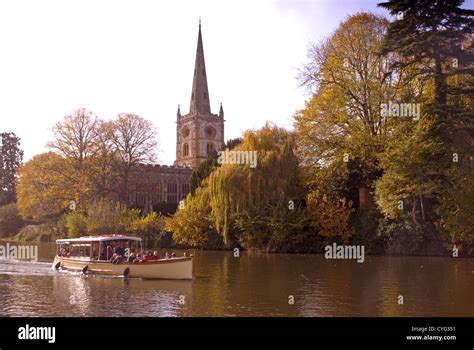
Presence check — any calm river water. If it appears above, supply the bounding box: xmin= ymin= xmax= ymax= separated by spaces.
xmin=0 ymin=241 xmax=472 ymax=317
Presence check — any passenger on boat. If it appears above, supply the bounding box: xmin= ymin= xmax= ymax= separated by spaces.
xmin=165 ymin=251 xmax=170 ymax=259
xmin=128 ymin=252 xmax=140 ymax=263
xmin=139 ymin=251 xmax=159 ymax=262
xmin=115 ymin=242 xmax=126 ymax=257
xmin=171 ymin=252 xmax=176 ymax=258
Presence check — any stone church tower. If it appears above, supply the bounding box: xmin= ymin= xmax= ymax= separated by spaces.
xmin=175 ymin=22 xmax=225 ymax=168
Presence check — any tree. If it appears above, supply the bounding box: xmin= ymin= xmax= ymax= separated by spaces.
xmin=208 ymin=123 xmax=306 ymax=249
xmin=47 ymin=108 xmax=100 ymax=163
xmin=0 ymin=132 xmax=23 ymax=205
xmin=16 ymin=152 xmax=74 ymax=220
xmin=128 ymin=212 xmax=165 ymax=243
xmin=165 ymin=187 xmax=212 ymax=247
xmin=378 ymin=0 xmax=473 ymax=107
xmin=189 ymin=137 xmax=242 ymax=195
xmin=105 ymin=113 xmax=158 ymax=203
xmin=47 ymin=108 xmax=101 ymax=211
xmin=295 ymin=12 xmax=411 ymax=194
xmin=376 ymin=0 xmax=474 ymax=235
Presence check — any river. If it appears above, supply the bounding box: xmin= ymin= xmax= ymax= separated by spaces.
xmin=0 ymin=241 xmax=472 ymax=317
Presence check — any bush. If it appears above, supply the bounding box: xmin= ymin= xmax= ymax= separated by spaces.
xmin=15 ymin=223 xmax=60 ymax=242
xmin=86 ymin=200 xmax=140 ymax=235
xmin=0 ymin=203 xmax=24 ymax=237
xmin=64 ymin=212 xmax=88 ymax=238
xmin=376 ymin=214 xmax=445 ymax=256
xmin=127 ymin=212 xmax=165 ymax=243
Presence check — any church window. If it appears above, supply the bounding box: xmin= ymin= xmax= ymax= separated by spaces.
xmin=206 ymin=143 xmax=214 ymax=155
xmin=182 ymin=126 xmax=190 ymax=138
xmin=167 ymin=183 xmax=178 ymax=203
xmin=205 ymin=126 xmax=215 ymax=138
xmin=183 ymin=143 xmax=189 ymax=157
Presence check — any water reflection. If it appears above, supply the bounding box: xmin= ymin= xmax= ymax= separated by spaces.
xmin=0 ymin=241 xmax=472 ymax=317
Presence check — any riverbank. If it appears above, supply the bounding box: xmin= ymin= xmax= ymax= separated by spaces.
xmin=5 ymin=224 xmax=473 ymax=258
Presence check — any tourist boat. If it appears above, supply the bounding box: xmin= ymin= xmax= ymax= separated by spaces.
xmin=52 ymin=235 xmax=193 ymax=279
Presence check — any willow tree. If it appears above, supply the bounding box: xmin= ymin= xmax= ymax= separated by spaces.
xmin=208 ymin=123 xmax=307 ymax=250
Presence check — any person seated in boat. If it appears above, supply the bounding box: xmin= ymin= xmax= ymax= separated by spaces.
xmin=171 ymin=252 xmax=176 ymax=258
xmin=127 ymin=252 xmax=139 ymax=263
xmin=114 ymin=242 xmax=126 ymax=257
xmin=165 ymin=251 xmax=170 ymax=259
xmin=110 ymin=252 xmax=123 ymax=264
xmin=138 ymin=252 xmax=151 ymax=263
xmin=141 ymin=251 xmax=160 ymax=262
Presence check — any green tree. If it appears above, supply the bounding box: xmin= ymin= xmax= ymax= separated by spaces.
xmin=0 ymin=132 xmax=23 ymax=205
xmin=208 ymin=123 xmax=306 ymax=249
xmin=64 ymin=211 xmax=88 ymax=238
xmin=0 ymin=203 xmax=24 ymax=237
xmin=165 ymin=187 xmax=213 ymax=247
xmin=376 ymin=0 xmax=474 ymax=241
xmin=189 ymin=138 xmax=242 ymax=195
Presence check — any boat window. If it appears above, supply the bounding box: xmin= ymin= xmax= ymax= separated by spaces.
xmin=70 ymin=244 xmax=91 ymax=258
xmin=57 ymin=243 xmax=71 ymax=257
xmin=91 ymin=242 xmax=100 ymax=260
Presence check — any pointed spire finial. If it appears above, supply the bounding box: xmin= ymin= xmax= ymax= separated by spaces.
xmin=219 ymin=102 xmax=224 ymax=118
xmin=177 ymin=104 xmax=181 ymax=118
xmin=189 ymin=18 xmax=210 ymax=115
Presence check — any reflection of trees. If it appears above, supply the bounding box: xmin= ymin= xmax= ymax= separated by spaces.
xmin=187 ymin=250 xmax=230 ymax=316
xmin=1 ymin=248 xmax=472 ymax=316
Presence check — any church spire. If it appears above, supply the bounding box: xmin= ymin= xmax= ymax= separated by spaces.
xmin=189 ymin=19 xmax=211 ymax=115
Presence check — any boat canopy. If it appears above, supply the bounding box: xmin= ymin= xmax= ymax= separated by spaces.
xmin=56 ymin=235 xmax=142 ymax=244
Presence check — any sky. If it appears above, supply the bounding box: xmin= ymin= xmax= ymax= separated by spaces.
xmin=0 ymin=0 xmax=472 ymax=165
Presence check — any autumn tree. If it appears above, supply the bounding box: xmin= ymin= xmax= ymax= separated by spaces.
xmin=104 ymin=113 xmax=158 ymax=203
xmin=17 ymin=152 xmax=74 ymax=220
xmin=165 ymin=186 xmax=213 ymax=247
xmin=47 ymin=108 xmax=101 ymax=211
xmin=295 ymin=12 xmax=410 ymax=196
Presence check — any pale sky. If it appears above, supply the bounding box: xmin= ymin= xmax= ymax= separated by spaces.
xmin=0 ymin=0 xmax=472 ymax=165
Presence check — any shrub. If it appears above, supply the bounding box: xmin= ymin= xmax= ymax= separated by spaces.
xmin=64 ymin=212 xmax=88 ymax=238
xmin=0 ymin=203 xmax=24 ymax=237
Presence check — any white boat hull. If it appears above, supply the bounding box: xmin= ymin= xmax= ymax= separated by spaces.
xmin=52 ymin=256 xmax=193 ymax=280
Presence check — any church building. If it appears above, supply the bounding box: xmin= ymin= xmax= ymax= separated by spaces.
xmin=128 ymin=22 xmax=225 ymax=213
